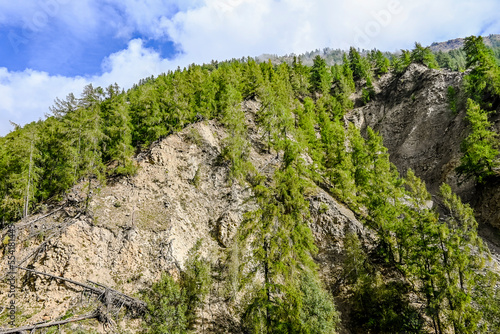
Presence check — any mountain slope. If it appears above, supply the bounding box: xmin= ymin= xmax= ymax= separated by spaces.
xmin=0 ymin=106 xmax=374 ymax=333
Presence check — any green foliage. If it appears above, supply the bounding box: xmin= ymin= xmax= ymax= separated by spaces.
xmin=368 ymin=49 xmax=390 ymax=77
xmin=437 ymin=183 xmax=485 ymax=333
xmin=361 ymin=77 xmax=375 ymax=105
xmin=218 ymin=84 xmax=254 ymax=183
xmin=257 ymin=63 xmax=295 ymax=155
xmin=463 ymin=35 xmax=500 ymax=104
xmin=182 ymin=239 xmax=212 ymax=328
xmin=352 ymin=272 xmax=424 ymax=333
xmin=310 ymin=55 xmax=331 ymax=95
xmin=144 ymin=273 xmax=188 ymax=334
xmin=411 ymin=42 xmax=439 ymax=69
xmin=144 ymin=240 xmax=211 ymax=333
xmin=298 ymin=271 xmax=339 ymax=334
xmin=242 ymin=58 xmax=265 ymax=100
xmin=348 ymin=47 xmax=371 ymax=82
xmin=457 ymin=99 xmax=499 ymax=182
xmin=473 ymin=271 xmax=500 ymax=333
xmin=392 ymin=49 xmax=412 ymax=75
xmin=291 ymin=56 xmax=311 ymax=97
xmin=320 ymin=113 xmax=356 ymax=203
xmin=238 ymin=142 xmax=338 ymax=333
xmin=2 ymin=43 xmax=500 ymax=334
xmin=100 ymin=84 xmax=137 ymax=177
xmin=344 ymin=233 xmax=424 ymax=333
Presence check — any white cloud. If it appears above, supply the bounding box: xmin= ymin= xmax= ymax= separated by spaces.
xmin=161 ymin=0 xmax=500 ymax=60
xmin=0 ymin=39 xmax=171 ymax=136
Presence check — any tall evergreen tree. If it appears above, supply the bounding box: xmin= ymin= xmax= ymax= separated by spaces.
xmin=238 ymin=143 xmax=338 ymax=333
xmin=463 ymin=35 xmax=500 ymax=103
xmin=456 ymin=99 xmax=499 ymax=182
xmin=310 ymin=55 xmax=331 ymax=95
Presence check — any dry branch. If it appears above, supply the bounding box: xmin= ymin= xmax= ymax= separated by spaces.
xmin=16 ymin=213 xmax=81 ymax=267
xmin=87 ymin=280 xmax=147 ymax=313
xmin=16 ymin=206 xmax=65 ymax=229
xmin=0 ymin=311 xmax=97 ymax=334
xmin=15 ymin=266 xmax=146 ymax=315
xmin=16 ymin=265 xmax=98 ymax=292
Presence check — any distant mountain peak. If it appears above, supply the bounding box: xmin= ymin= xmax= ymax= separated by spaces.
xmin=428 ymin=34 xmax=500 ymax=52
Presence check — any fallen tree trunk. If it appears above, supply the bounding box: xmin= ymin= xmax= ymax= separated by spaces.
xmin=87 ymin=279 xmax=147 ymax=311
xmin=15 ymin=265 xmax=98 ymax=292
xmin=0 ymin=311 xmax=97 ymax=334
xmin=16 ymin=266 xmax=146 ymax=315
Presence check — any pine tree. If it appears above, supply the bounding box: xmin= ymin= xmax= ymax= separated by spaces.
xmin=219 ymin=84 xmax=253 ymax=182
xmin=257 ymin=63 xmax=294 ymax=155
xmin=144 ymin=273 xmax=188 ymax=334
xmin=238 ymin=143 xmax=338 ymax=333
xmin=320 ymin=112 xmax=356 ymax=203
xmin=348 ymin=47 xmax=371 ymax=82
xmin=0 ymin=123 xmax=42 ymax=219
xmin=411 ymin=43 xmax=439 ymax=69
xmin=310 ymin=55 xmax=331 ymax=96
xmin=182 ymin=239 xmax=212 ymax=329
xmin=404 ymin=170 xmax=447 ymax=333
xmin=456 ymin=99 xmax=499 ymax=182
xmin=463 ymin=35 xmax=500 ymax=103
xmin=36 ymin=116 xmax=75 ymax=200
xmin=242 ymin=58 xmax=265 ymax=100
xmin=438 ymin=183 xmax=485 ymax=333
xmin=369 ymin=50 xmax=390 ymax=77
xmin=290 ymin=56 xmax=310 ymax=97
xmin=100 ymin=84 xmax=136 ymax=176
xmin=392 ymin=50 xmax=412 ymax=75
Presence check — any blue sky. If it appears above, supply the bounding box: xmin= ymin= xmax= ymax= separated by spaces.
xmin=1 ymin=0 xmax=500 ymax=136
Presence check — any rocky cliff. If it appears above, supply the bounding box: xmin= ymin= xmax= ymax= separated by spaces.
xmin=349 ymin=63 xmax=500 ymax=235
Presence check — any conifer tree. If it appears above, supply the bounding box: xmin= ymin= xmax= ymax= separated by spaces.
xmin=238 ymin=142 xmax=338 ymax=333
xmin=0 ymin=123 xmax=42 ymax=219
xmin=320 ymin=112 xmax=356 ymax=203
xmin=100 ymin=84 xmax=136 ymax=176
xmin=348 ymin=47 xmax=371 ymax=82
xmin=404 ymin=170 xmax=447 ymax=333
xmin=290 ymin=56 xmax=310 ymax=97
xmin=37 ymin=116 xmax=75 ymax=200
xmin=392 ymin=50 xmax=412 ymax=75
xmin=437 ymin=183 xmax=485 ymax=333
xmin=369 ymin=50 xmax=390 ymax=76
xmin=242 ymin=58 xmax=265 ymax=100
xmin=219 ymin=84 xmax=253 ymax=182
xmin=257 ymin=63 xmax=294 ymax=155
xmin=411 ymin=43 xmax=439 ymax=69
xmin=457 ymin=99 xmax=499 ymax=182
xmin=310 ymin=55 xmax=331 ymax=95
xmin=463 ymin=35 xmax=500 ymax=103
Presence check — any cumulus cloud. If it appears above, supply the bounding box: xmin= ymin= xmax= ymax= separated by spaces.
xmin=1 ymin=0 xmax=500 ymax=135
xmin=161 ymin=0 xmax=500 ymax=61
xmin=0 ymin=39 xmax=171 ymax=135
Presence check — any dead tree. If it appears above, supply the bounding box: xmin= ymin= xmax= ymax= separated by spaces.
xmin=16 ymin=266 xmax=146 ymax=315
xmin=0 ymin=307 xmax=115 ymax=333
xmin=16 ymin=213 xmax=82 ymax=267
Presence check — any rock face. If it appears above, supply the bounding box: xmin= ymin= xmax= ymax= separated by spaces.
xmin=348 ymin=63 xmax=500 ymax=230
xmin=0 ymin=110 xmax=367 ymax=333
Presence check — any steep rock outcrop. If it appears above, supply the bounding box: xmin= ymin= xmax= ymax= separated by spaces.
xmin=348 ymin=63 xmax=500 ymax=231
